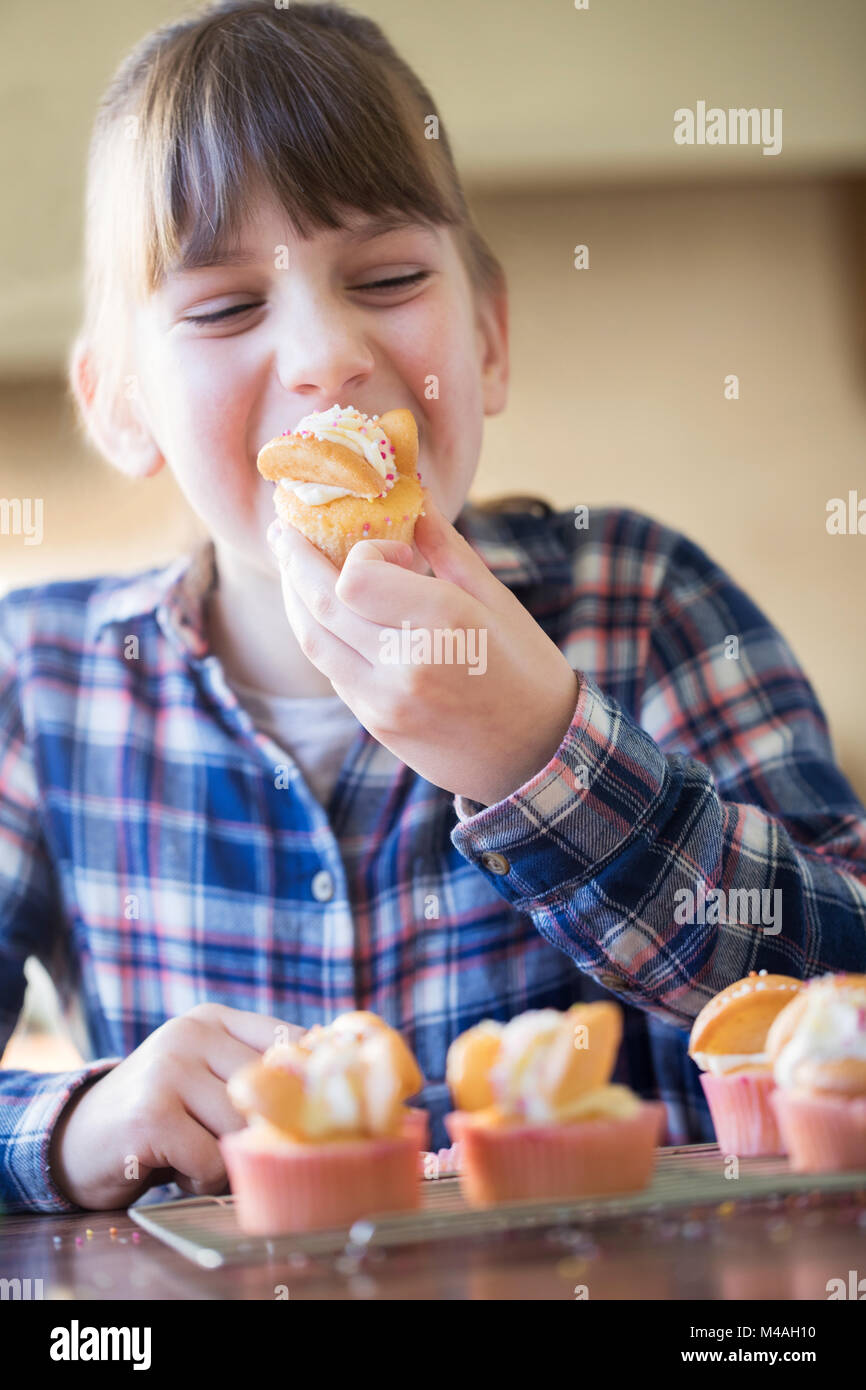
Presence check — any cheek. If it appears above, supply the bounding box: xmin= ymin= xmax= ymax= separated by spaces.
xmin=414 ymin=304 xmax=484 ymax=510
xmin=138 ymin=336 xmax=269 ymax=536
xmin=131 ymin=316 xmax=278 ymax=568
xmin=167 ymin=393 xmax=251 ymax=520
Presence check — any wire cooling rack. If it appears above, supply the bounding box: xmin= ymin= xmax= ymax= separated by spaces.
xmin=128 ymin=1144 xmax=866 ymax=1268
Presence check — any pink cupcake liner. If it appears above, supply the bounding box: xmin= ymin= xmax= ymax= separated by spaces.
xmin=770 ymin=1089 xmax=866 ymax=1172
xmin=444 ymin=1102 xmax=665 ymax=1207
xmin=700 ymin=1071 xmax=784 ymax=1156
xmin=401 ymin=1106 xmax=429 ymax=1153
xmin=221 ymin=1128 xmax=420 ymax=1234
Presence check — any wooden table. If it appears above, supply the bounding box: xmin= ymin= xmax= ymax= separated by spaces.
xmin=3 ymin=1187 xmax=865 ymax=1300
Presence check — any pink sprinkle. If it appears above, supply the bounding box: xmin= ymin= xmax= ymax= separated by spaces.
xmin=389 ymin=444 xmax=395 ymax=454
xmin=386 ymin=473 xmax=394 ymax=480
xmin=75 ymin=1236 xmax=83 ymax=1246
xmin=362 ymin=523 xmax=370 ymax=532
xmin=402 ymin=514 xmax=408 ymax=521
xmin=385 ymin=516 xmax=391 ymax=524
xmin=132 ymin=1231 xmax=141 ymax=1242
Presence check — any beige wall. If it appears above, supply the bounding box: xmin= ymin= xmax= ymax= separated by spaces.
xmin=474 ymin=179 xmax=866 ymax=802
xmin=5 ymin=0 xmax=866 ymax=373
xmin=1 ymin=177 xmax=865 ymax=804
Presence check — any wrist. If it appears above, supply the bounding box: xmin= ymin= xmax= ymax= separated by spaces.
xmin=48 ymin=1073 xmax=130 ymax=1210
xmin=472 ymin=668 xmax=580 ymax=807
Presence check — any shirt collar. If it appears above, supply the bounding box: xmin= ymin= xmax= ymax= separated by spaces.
xmin=89 ymin=538 xmax=218 ymax=659
xmin=87 ymin=500 xmax=569 ymax=658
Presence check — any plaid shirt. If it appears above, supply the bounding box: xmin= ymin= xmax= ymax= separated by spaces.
xmin=2 ymin=501 xmax=865 ymax=1213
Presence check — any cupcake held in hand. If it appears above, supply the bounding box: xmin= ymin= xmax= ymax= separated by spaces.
xmin=767 ymin=973 xmax=866 ymax=1173
xmin=444 ymin=1003 xmax=665 ymax=1206
xmin=223 ymin=1010 xmax=426 ymax=1233
xmin=257 ymin=404 xmax=426 ymax=568
xmin=688 ymin=971 xmax=803 ymax=1156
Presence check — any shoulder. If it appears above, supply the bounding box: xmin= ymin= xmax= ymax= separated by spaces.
xmin=0 ymin=565 xmax=164 ymax=664
xmin=458 ymin=498 xmax=700 ymax=595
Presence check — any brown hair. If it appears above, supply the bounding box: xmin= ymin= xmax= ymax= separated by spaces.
xmin=71 ymin=0 xmax=505 ymax=447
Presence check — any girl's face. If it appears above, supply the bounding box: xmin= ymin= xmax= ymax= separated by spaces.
xmin=130 ymin=191 xmax=508 ymax=575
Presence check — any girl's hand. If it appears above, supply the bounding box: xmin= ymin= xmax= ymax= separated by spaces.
xmin=268 ymin=496 xmax=580 ymax=806
xmin=49 ymin=1004 xmax=304 ymax=1210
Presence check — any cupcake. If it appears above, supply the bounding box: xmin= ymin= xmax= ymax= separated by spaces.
xmin=257 ymin=404 xmax=426 ymax=568
xmin=766 ymin=973 xmax=866 ymax=1172
xmin=222 ymin=1010 xmax=426 ymax=1233
xmin=444 ymin=1004 xmax=665 ymax=1206
xmin=688 ymin=971 xmax=803 ymax=1155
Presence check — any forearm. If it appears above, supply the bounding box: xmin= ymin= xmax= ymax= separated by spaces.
xmin=0 ymin=1061 xmax=120 ymax=1212
xmin=451 ymin=674 xmax=866 ymax=1027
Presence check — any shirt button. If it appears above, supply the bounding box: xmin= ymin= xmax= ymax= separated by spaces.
xmin=480 ymin=851 xmax=510 ymax=876
xmin=311 ymin=870 xmax=335 ymax=902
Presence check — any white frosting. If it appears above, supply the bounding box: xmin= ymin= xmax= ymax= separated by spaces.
xmin=265 ymin=1018 xmax=406 ymax=1137
xmin=692 ymin=1050 xmax=770 ymax=1076
xmin=279 ymin=480 xmax=356 ymax=506
xmin=773 ymin=978 xmax=866 ymax=1089
xmin=320 ymin=1071 xmax=362 ymax=1128
xmin=327 ymin=1014 xmax=381 ymax=1041
xmin=489 ymin=1010 xmax=573 ymax=1124
xmin=460 ymin=1007 xmax=640 ymax=1124
xmin=358 ymin=1029 xmax=402 ymax=1132
xmin=303 ymin=1033 xmax=363 ymax=1135
xmin=282 ymin=404 xmax=396 ymax=505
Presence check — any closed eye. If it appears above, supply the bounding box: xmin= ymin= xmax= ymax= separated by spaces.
xmin=351 ymin=271 xmax=430 ymax=293
xmin=184 ymin=271 xmax=429 ymax=325
xmin=185 ymin=302 xmax=262 ymax=325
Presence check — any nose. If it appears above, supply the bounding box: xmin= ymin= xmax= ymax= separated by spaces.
xmin=273 ymin=287 xmax=375 ymax=404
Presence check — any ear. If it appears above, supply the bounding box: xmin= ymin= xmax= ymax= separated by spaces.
xmin=70 ymin=338 xmax=164 ymax=479
xmin=475 ymin=282 xmax=509 ymax=419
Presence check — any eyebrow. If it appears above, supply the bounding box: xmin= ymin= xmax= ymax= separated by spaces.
xmin=167 ymin=213 xmax=435 ymax=278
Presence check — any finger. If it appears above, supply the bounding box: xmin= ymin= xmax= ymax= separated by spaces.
xmin=266 ymin=521 xmax=374 ymax=680
xmin=172 ymin=1171 xmax=230 ymax=1197
xmin=177 ymin=1061 xmax=251 ymax=1136
xmin=334 ymin=536 xmax=477 ymax=632
xmin=186 ymin=1028 xmax=282 ymax=1091
xmin=350 ymin=538 xmax=415 ymax=569
xmin=413 ymin=494 xmax=503 ymax=605
xmin=278 ymin=560 xmax=380 ymax=677
xmin=267 ymin=516 xmax=333 ymax=573
xmin=271 ymin=528 xmax=388 ymax=667
xmin=154 ymin=1104 xmax=228 ymax=1191
xmin=192 ymin=1004 xmax=305 ymax=1056
xmin=268 ymin=515 xmax=427 ymax=581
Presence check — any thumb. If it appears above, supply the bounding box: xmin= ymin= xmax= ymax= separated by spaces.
xmin=413 ymin=493 xmax=498 ymax=602
xmin=343 ymin=538 xmax=415 ymax=571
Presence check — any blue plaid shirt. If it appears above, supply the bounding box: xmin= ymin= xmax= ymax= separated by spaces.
xmin=2 ymin=501 xmax=865 ymax=1212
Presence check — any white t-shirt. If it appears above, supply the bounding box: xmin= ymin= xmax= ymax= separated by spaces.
xmin=229 ymin=677 xmax=361 ymax=809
